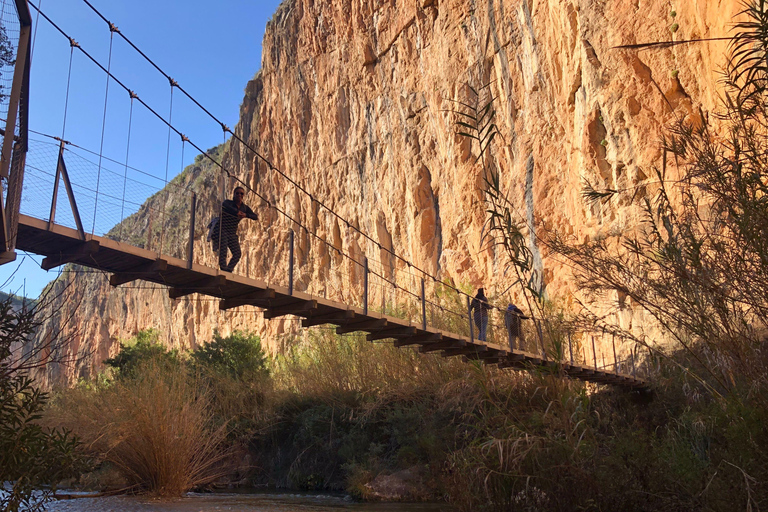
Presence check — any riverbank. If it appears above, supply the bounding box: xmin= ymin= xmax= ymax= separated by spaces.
xmin=44 ymin=491 xmax=453 ymax=512
xmin=42 ymin=328 xmax=767 ymax=511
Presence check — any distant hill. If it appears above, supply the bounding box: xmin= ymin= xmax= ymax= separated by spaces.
xmin=0 ymin=290 xmax=36 ymax=311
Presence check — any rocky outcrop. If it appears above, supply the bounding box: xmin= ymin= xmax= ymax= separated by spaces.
xmin=33 ymin=0 xmax=741 ymax=386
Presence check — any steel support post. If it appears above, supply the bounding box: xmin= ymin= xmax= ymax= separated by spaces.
xmin=421 ymin=278 xmax=426 ymax=330
xmin=288 ymin=229 xmax=294 ymax=295
xmin=363 ymin=256 xmax=368 ymax=315
xmin=592 ymin=335 xmax=598 ymax=369
xmin=467 ymin=296 xmax=474 ymax=342
xmin=187 ymin=193 xmax=196 ymax=269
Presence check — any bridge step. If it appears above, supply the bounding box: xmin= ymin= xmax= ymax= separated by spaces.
xmin=110 ymin=258 xmax=168 ymax=287
xmin=366 ymin=326 xmax=417 ymax=341
xmin=42 ymin=240 xmax=100 ymax=270
xmin=263 ymin=300 xmax=317 ymax=319
xmin=337 ymin=318 xmax=387 ymax=335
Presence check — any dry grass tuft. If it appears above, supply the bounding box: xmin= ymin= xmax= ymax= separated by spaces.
xmin=48 ymin=360 xmax=230 ymax=495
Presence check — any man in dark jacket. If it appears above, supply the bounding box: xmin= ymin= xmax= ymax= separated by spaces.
xmin=504 ymin=303 xmax=528 ymax=350
xmin=213 ymin=186 xmax=258 ymax=272
xmin=470 ymin=288 xmax=491 ymax=341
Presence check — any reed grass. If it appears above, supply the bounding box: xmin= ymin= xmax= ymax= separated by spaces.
xmin=47 ymin=359 xmax=230 ymax=495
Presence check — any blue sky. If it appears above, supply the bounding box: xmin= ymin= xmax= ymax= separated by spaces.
xmin=1 ymin=0 xmax=284 ymax=298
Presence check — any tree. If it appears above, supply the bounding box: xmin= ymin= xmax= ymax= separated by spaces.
xmin=0 ymin=298 xmax=80 ymax=512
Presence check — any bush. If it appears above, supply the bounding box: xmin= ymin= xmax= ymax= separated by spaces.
xmin=190 ymin=330 xmax=268 ymax=380
xmin=104 ymin=329 xmax=180 ymax=376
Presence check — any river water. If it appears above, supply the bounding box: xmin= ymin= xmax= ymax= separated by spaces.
xmin=44 ymin=492 xmax=454 ymax=512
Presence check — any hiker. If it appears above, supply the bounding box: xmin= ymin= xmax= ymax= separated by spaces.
xmin=212 ymin=186 xmax=258 ymax=272
xmin=504 ymin=303 xmax=528 ymax=351
xmin=470 ymin=288 xmax=491 ymax=341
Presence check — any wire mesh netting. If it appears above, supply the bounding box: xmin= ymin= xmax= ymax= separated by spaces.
xmin=21 ymin=137 xmax=196 ymax=260
xmin=0 ymin=0 xmax=21 ymax=148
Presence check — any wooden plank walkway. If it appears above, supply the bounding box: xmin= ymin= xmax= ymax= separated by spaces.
xmin=16 ymin=214 xmax=649 ymax=390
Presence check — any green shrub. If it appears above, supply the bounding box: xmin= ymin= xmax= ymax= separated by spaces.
xmin=191 ymin=330 xmax=268 ymax=380
xmin=104 ymin=329 xmax=180 ymax=376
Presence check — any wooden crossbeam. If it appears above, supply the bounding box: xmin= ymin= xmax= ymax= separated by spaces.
xmin=498 ymin=359 xmax=527 ymax=370
xmin=366 ymin=326 xmax=417 ymax=341
xmin=420 ymin=340 xmax=465 ymax=353
xmin=263 ymin=299 xmax=317 ymax=319
xmin=498 ymin=355 xmax=539 ymax=369
xmin=109 ymin=258 xmax=168 ymax=287
xmin=393 ymin=333 xmax=442 ymax=347
xmin=442 ymin=344 xmax=490 ymax=357
xmin=41 ymin=240 xmax=99 ymax=270
xmin=336 ymin=318 xmax=387 ymax=335
xmin=302 ymin=309 xmax=356 ymax=327
xmin=0 ymin=251 xmax=16 ymax=265
xmin=218 ymin=289 xmax=276 ymax=310
xmin=169 ymin=275 xmax=228 ymax=299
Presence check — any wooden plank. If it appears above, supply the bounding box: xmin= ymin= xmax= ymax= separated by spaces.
xmin=393 ymin=333 xmax=442 ymax=347
xmin=0 ymin=251 xmax=16 ymax=265
xmin=263 ymin=299 xmax=317 ymax=319
xmin=302 ymin=309 xmax=356 ymax=327
xmin=110 ymin=258 xmax=168 ymax=287
xmin=366 ymin=326 xmax=418 ymax=341
xmin=442 ymin=344 xmax=490 ymax=357
xmin=499 ymin=357 xmax=536 ymax=369
xmin=41 ymin=240 xmax=99 ymax=270
xmin=218 ymin=289 xmax=276 ymax=310
xmin=336 ymin=318 xmax=387 ymax=335
xmin=169 ymin=275 xmax=228 ymax=299
xmin=420 ymin=340 xmax=465 ymax=353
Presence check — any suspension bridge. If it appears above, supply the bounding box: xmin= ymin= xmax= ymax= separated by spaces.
xmin=0 ymin=0 xmax=649 ymax=390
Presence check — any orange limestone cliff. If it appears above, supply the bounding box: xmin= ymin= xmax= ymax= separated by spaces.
xmin=33 ymin=0 xmax=741 ymax=386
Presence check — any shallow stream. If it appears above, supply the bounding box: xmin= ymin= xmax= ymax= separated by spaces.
xmin=44 ymin=492 xmax=453 ymax=512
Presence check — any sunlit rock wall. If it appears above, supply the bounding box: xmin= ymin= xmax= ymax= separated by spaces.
xmin=33 ymin=0 xmax=740 ymax=386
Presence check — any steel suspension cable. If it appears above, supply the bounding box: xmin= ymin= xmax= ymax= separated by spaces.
xmin=59 ymin=42 xmax=75 ymax=140
xmin=91 ymin=25 xmax=116 ymax=235
xmin=73 ymin=0 xmax=523 ymax=322
xmin=118 ymin=92 xmax=135 ymax=241
xmin=29 ymin=3 xmax=470 ymax=324
xmin=30 ymin=0 xmax=41 ymax=60
xmin=41 ymin=2 xmax=561 ymax=325
xmin=75 ymin=0 xmax=456 ymax=301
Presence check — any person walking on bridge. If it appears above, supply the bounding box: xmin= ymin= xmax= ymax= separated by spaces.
xmin=504 ymin=303 xmax=528 ymax=351
xmin=214 ymin=186 xmax=258 ymax=273
xmin=470 ymin=288 xmax=491 ymax=342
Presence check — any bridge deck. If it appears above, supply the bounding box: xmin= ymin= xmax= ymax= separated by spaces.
xmin=17 ymin=214 xmax=648 ymax=390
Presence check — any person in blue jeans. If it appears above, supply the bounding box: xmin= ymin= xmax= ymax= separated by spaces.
xmin=470 ymin=288 xmax=491 ymax=341
xmin=212 ymin=186 xmax=258 ymax=272
xmin=504 ymin=303 xmax=528 ymax=350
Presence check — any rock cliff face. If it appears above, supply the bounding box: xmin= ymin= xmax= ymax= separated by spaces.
xmin=34 ymin=0 xmax=741 ymax=386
